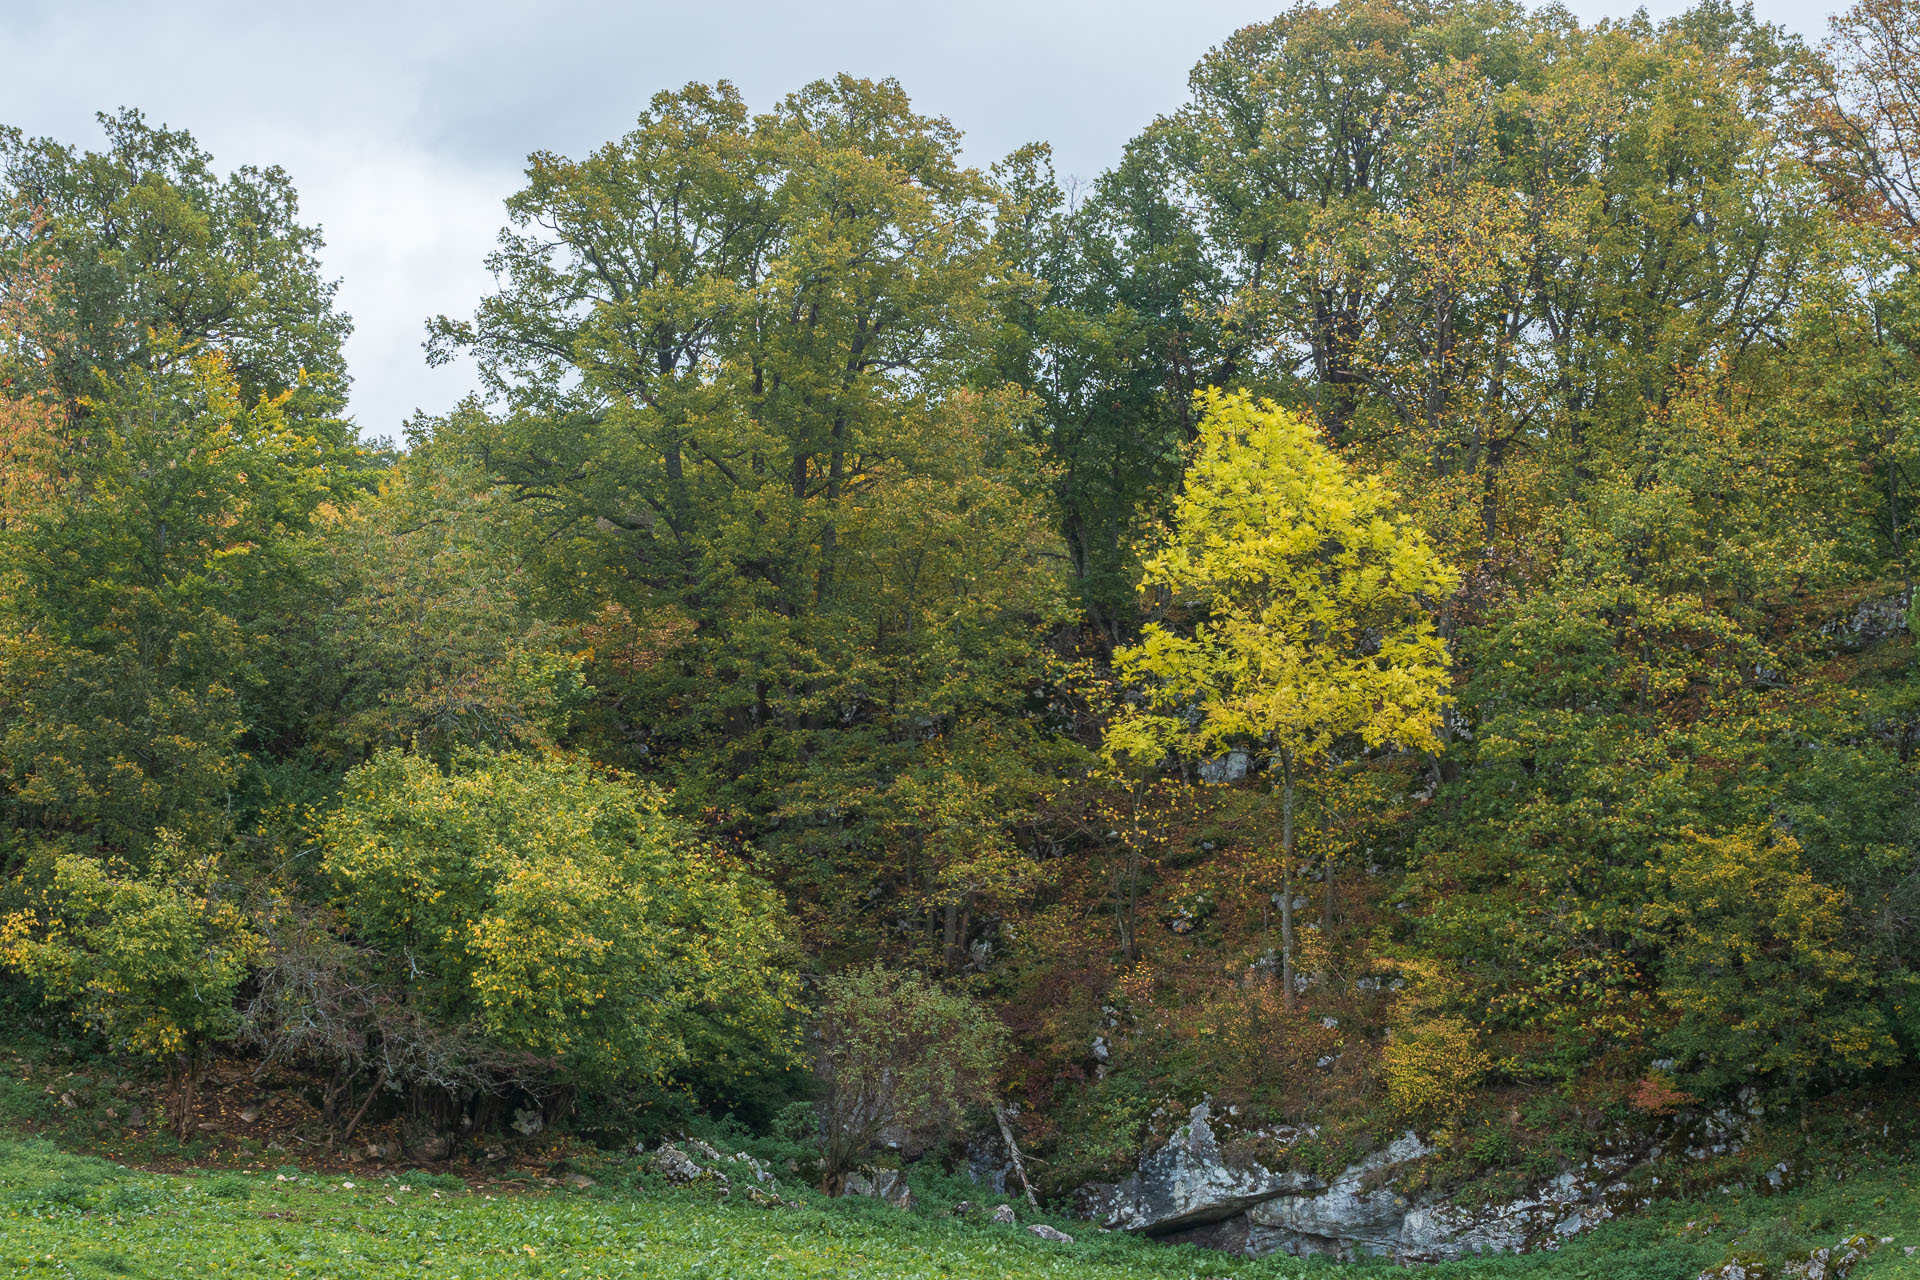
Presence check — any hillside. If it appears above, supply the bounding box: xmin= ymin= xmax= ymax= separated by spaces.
xmin=8 ymin=0 xmax=1920 ymax=1270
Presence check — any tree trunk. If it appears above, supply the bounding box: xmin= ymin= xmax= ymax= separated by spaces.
xmin=1119 ymin=782 xmax=1144 ymax=963
xmin=1322 ymin=804 xmax=1336 ymax=930
xmin=341 ymin=1068 xmax=389 ymax=1145
xmin=1279 ymin=752 xmax=1296 ymax=1011
xmin=993 ymin=1103 xmax=1039 ymax=1207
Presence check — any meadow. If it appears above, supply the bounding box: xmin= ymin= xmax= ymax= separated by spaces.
xmin=5 ymin=1138 xmax=1919 ymax=1280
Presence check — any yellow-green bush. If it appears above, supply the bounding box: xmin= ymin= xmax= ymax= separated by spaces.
xmin=321 ymin=749 xmax=801 ymax=1091
xmin=1382 ymin=1016 xmax=1489 ymax=1124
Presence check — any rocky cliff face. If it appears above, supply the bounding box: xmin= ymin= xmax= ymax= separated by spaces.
xmin=1076 ymin=1100 xmax=1724 ymax=1264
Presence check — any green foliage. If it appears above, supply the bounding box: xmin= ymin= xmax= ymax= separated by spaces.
xmin=814 ymin=966 xmax=1005 ymax=1182
xmin=0 ymin=834 xmax=260 ymax=1068
xmin=1646 ymin=826 xmax=1899 ymax=1091
xmin=425 ymin=80 xmax=1078 ymax=957
xmin=11 ymin=0 xmax=1920 ymax=1188
xmin=321 ymin=749 xmax=801 ymax=1092
xmin=274 ymin=418 xmax=584 ymax=766
xmin=0 ymin=109 xmax=350 ymax=416
xmin=0 ymin=348 xmax=365 ymax=860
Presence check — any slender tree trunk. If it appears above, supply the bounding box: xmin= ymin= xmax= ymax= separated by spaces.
xmin=341 ymin=1068 xmax=389 ymax=1145
xmin=993 ymin=1104 xmax=1039 ymax=1207
xmin=1322 ymin=803 xmax=1335 ymax=931
xmin=1279 ymin=752 xmax=1296 ymax=1011
xmin=1119 ymin=782 xmax=1144 ymax=963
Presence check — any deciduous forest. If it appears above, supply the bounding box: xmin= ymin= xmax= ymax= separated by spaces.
xmin=7 ymin=0 xmax=1920 ymax=1271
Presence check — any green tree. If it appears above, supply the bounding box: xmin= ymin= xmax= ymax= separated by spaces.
xmin=989 ymin=141 xmax=1231 ymax=641
xmin=1106 ymin=391 xmax=1456 ymax=1000
xmin=1 ymin=831 xmax=261 ymax=1135
xmin=1647 ymin=826 xmax=1898 ymax=1094
xmin=266 ymin=408 xmax=584 ymax=769
xmin=0 ymin=109 xmax=350 ymax=420
xmin=428 ymin=80 xmax=1074 ymax=957
xmin=0 ymin=348 xmax=362 ymax=862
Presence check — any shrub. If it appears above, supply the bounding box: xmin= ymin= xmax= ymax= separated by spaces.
xmin=321 ymin=750 xmax=801 ymax=1095
xmin=1382 ymin=1016 xmax=1488 ymax=1124
xmin=0 ymin=834 xmax=261 ymax=1135
xmin=814 ymin=965 xmax=1005 ymax=1188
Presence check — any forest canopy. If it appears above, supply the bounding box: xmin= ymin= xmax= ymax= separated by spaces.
xmin=5 ymin=0 xmax=1920 ymax=1193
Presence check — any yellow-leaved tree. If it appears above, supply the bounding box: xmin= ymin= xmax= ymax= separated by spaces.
xmin=1105 ymin=391 xmax=1458 ymax=1002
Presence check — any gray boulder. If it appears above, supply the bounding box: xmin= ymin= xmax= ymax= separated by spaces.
xmin=1242 ymin=1132 xmax=1431 ymax=1259
xmin=650 ymin=1143 xmax=711 ymax=1185
xmin=1820 ymin=591 xmax=1910 ymax=653
xmin=837 ymin=1166 xmax=915 ymax=1209
xmin=1087 ymin=1101 xmax=1321 ymax=1234
xmin=1082 ymin=1108 xmax=1655 ymax=1263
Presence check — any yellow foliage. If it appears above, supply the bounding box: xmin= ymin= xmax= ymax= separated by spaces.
xmin=1105 ymin=390 xmax=1458 ymax=776
xmin=1382 ymin=1015 xmax=1489 ymax=1123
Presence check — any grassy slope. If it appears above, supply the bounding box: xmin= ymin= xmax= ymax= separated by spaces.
xmin=5 ymin=1140 xmax=1920 ymax=1280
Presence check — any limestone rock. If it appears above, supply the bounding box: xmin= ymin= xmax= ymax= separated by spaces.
xmin=1820 ymin=590 xmax=1910 ymax=653
xmin=992 ymin=1203 xmax=1017 ymax=1225
xmin=650 ymin=1143 xmax=710 ymax=1186
xmin=1028 ymin=1223 xmax=1076 ymax=1243
xmin=836 ymin=1166 xmax=915 ymax=1209
xmin=1089 ymin=1101 xmax=1321 ymax=1234
xmin=1081 ymin=1105 xmax=1656 ymax=1263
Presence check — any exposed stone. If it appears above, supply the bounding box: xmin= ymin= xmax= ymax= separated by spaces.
xmin=650 ymin=1143 xmax=708 ymax=1185
xmin=967 ymin=1133 xmax=1013 ymax=1195
xmin=1820 ymin=590 xmax=1910 ymax=653
xmin=1079 ymin=1103 xmax=1706 ymax=1263
xmin=744 ymin=1184 xmax=799 ymax=1210
xmin=992 ymin=1203 xmax=1017 ymax=1224
xmin=836 ymin=1166 xmax=915 ymax=1209
xmin=1198 ymin=750 xmax=1250 ymax=783
xmin=870 ymin=1168 xmax=916 ymax=1210
xmin=1029 ymin=1223 xmax=1076 ymax=1243
xmin=407 ymin=1131 xmax=452 ymax=1162
xmin=1083 ymin=1101 xmax=1320 ymax=1234
xmin=1702 ymin=1234 xmax=1875 ymax=1280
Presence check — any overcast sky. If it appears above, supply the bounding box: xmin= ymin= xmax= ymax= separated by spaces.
xmin=2 ymin=0 xmax=1829 ymax=442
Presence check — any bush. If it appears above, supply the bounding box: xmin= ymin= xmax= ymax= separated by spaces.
xmin=814 ymin=965 xmax=1005 ymax=1188
xmin=321 ymin=749 xmax=801 ymax=1096
xmin=1382 ymin=1016 xmax=1488 ymax=1124
xmin=0 ymin=834 xmax=261 ymax=1135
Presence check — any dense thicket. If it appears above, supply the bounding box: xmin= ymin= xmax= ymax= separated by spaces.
xmin=5 ymin=0 xmax=1920 ymax=1185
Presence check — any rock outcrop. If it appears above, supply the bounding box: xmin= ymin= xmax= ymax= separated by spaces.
xmin=1699 ymin=1234 xmax=1877 ymax=1280
xmin=1076 ymin=1100 xmax=1722 ymax=1263
xmin=647 ymin=1140 xmax=789 ymax=1203
xmin=839 ymin=1166 xmax=916 ymax=1209
xmin=1820 ymin=589 xmax=1910 ymax=653
xmin=1083 ymin=1101 xmax=1321 ymax=1234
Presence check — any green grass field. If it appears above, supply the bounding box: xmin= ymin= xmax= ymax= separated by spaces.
xmin=5 ymin=1139 xmax=1920 ymax=1280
